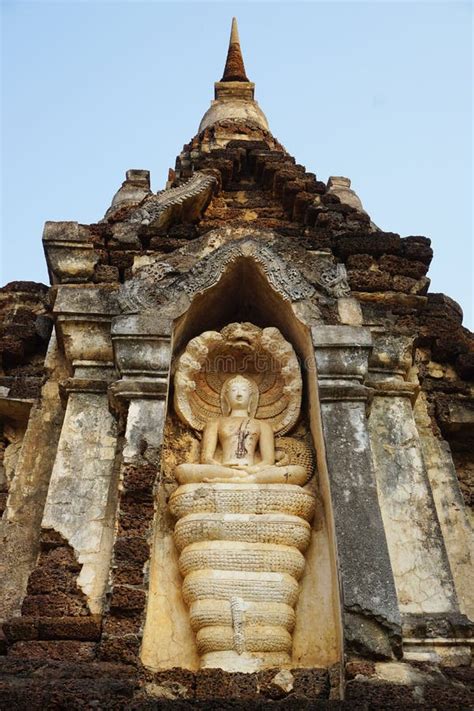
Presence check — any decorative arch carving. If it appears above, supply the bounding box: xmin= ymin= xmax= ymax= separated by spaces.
xmin=118 ymin=237 xmax=349 ymax=315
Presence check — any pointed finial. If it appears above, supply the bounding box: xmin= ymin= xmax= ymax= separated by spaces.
xmin=230 ymin=16 xmax=240 ymax=45
xmin=198 ymin=17 xmax=269 ymax=133
xmin=221 ymin=17 xmax=249 ymax=82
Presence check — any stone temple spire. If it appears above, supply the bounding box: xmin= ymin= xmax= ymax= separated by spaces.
xmin=221 ymin=17 xmax=249 ymax=82
xmin=198 ymin=17 xmax=269 ymax=134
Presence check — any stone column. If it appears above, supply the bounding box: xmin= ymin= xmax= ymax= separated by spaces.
xmin=414 ymin=392 xmax=474 ymax=621
xmin=366 ymin=333 xmax=468 ymax=664
xmin=312 ymin=325 xmax=401 ymax=660
xmin=2 ymin=286 xmax=122 ymax=660
xmin=111 ymin=313 xmax=172 ymax=462
xmin=99 ymin=314 xmax=172 ymax=665
xmin=41 ymin=384 xmax=118 ymax=614
xmin=41 ymin=285 xmax=121 ymax=615
xmin=367 ymin=334 xmax=458 ymax=614
xmin=0 ymin=335 xmax=68 ymax=624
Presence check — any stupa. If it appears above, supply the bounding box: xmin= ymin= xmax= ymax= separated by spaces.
xmin=0 ymin=18 xmax=472 ymax=708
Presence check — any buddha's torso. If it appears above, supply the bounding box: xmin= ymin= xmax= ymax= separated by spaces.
xmin=218 ymin=417 xmax=261 ymax=466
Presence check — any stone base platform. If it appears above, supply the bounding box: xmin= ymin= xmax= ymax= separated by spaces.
xmin=0 ymin=658 xmax=473 ymax=709
xmin=0 ymin=660 xmax=336 ymax=709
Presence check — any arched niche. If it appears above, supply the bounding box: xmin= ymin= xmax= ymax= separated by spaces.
xmin=140 ymin=248 xmax=343 ymax=672
xmin=172 ymin=254 xmax=313 ymax=356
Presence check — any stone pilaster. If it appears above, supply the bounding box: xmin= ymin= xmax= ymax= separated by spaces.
xmin=3 ymin=288 xmax=122 ymax=661
xmin=366 ymin=333 xmax=470 ymax=665
xmin=111 ymin=313 xmax=171 ymax=462
xmin=99 ymin=314 xmax=172 ymax=665
xmin=40 ymin=286 xmax=121 ymax=615
xmin=0 ymin=335 xmax=68 ymax=626
xmin=312 ymin=325 xmax=402 ymax=660
xmin=43 ymin=221 xmax=100 ymax=284
xmin=414 ymin=391 xmax=474 ymax=622
xmin=41 ymin=387 xmax=118 ymax=613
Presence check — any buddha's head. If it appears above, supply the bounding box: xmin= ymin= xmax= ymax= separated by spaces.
xmin=221 ymin=375 xmax=259 ymax=417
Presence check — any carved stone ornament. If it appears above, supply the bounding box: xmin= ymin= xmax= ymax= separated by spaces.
xmin=169 ymin=322 xmax=316 ymax=672
xmin=174 ymin=322 xmax=302 ymax=435
xmin=127 ymin=172 xmax=218 ymax=229
xmin=118 ymin=238 xmax=317 ymax=314
xmin=315 ymin=263 xmax=350 ymax=298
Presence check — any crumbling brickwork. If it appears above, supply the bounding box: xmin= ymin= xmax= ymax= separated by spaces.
xmin=0 ymin=281 xmax=52 ymax=398
xmin=99 ymin=462 xmax=158 ymax=666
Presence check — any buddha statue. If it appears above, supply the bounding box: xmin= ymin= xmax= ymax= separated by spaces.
xmin=176 ymin=375 xmax=307 ymax=486
xmin=169 ymin=324 xmax=316 ymax=671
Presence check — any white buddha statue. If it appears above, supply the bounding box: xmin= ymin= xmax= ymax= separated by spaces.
xmin=176 ymin=375 xmax=307 ymax=486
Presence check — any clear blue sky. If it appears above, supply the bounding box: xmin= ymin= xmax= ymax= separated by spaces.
xmin=2 ymin=1 xmax=472 ymax=329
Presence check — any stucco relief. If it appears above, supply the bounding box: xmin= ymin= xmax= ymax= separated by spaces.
xmin=127 ymin=171 xmax=219 ymax=230
xmin=169 ymin=322 xmax=316 ymax=672
xmin=118 ymin=236 xmax=349 ymax=315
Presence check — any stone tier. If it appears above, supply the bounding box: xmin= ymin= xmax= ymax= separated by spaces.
xmin=172 ymin=481 xmax=315 ymax=672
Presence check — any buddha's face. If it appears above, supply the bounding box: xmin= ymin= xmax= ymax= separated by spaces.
xmin=226 ymin=376 xmax=252 ymax=410
xmin=221 ymin=375 xmax=259 ymax=417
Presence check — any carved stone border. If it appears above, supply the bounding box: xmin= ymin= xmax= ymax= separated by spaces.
xmin=118 ymin=238 xmax=349 ymax=315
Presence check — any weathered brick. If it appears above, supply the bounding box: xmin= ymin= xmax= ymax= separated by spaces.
xmin=109 ymin=586 xmax=146 ymax=613
xmin=8 ymin=640 xmax=97 ymax=662
xmin=38 ymin=615 xmax=102 ymax=641
xmin=3 ymin=617 xmax=39 ymax=642
xmin=114 ymin=537 xmax=150 ymax=567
